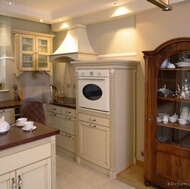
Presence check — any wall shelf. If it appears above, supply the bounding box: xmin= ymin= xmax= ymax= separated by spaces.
xmin=0 ymin=89 xmax=10 ymax=93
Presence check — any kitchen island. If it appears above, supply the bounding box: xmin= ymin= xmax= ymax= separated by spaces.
xmin=0 ymin=122 xmax=59 ymax=189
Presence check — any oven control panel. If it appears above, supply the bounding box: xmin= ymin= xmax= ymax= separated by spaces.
xmin=78 ymin=70 xmax=109 ymax=77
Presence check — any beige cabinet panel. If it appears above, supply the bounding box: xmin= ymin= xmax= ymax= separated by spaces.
xmin=79 ymin=120 xmax=109 ymax=168
xmin=47 ymin=104 xmax=76 ymax=154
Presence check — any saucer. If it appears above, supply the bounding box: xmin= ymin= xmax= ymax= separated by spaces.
xmin=22 ymin=126 xmax=37 ymax=131
xmin=16 ymin=123 xmax=24 ymax=127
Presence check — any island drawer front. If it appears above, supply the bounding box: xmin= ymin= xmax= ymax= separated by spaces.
xmin=61 ymin=107 xmax=76 ymax=117
xmin=0 ymin=143 xmax=51 ymax=175
xmin=79 ymin=113 xmax=109 ymax=127
xmin=48 ymin=113 xmax=76 ymax=135
xmin=48 ymin=104 xmax=61 ymax=114
xmin=56 ymin=131 xmax=76 ymax=153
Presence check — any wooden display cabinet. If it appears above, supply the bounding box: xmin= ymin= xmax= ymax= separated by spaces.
xmin=143 ymin=38 xmax=190 ymax=189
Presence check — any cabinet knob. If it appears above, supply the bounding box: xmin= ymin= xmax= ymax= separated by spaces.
xmin=148 ymin=116 xmax=154 ymax=124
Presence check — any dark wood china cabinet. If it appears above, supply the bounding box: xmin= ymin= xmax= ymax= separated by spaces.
xmin=143 ymin=38 xmax=190 ymax=189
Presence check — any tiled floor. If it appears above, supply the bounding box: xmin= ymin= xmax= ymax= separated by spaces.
xmin=56 ymin=155 xmax=135 ymax=189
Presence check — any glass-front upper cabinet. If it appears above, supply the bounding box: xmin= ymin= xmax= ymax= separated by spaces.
xmin=21 ymin=35 xmax=35 ymax=70
xmin=157 ymin=52 xmax=190 ymax=149
xmin=13 ymin=30 xmax=54 ymax=76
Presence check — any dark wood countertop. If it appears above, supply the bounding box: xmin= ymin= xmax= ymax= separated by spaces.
xmin=49 ymin=97 xmax=76 ymax=109
xmin=0 ymin=99 xmax=76 ymax=109
xmin=0 ymin=122 xmax=59 ymax=151
xmin=0 ymin=100 xmax=22 ymax=109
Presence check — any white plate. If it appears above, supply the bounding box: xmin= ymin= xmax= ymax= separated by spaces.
xmin=22 ymin=126 xmax=37 ymax=131
xmin=176 ymin=62 xmax=190 ymax=67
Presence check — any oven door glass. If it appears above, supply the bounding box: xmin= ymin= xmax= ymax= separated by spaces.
xmin=83 ymin=84 xmax=102 ymax=100
xmin=78 ymin=77 xmax=109 ymax=113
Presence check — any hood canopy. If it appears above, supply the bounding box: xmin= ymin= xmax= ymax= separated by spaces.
xmin=49 ymin=24 xmax=97 ymax=62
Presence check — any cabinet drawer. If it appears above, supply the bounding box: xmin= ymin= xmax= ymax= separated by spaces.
xmin=48 ymin=113 xmax=76 ymax=135
xmin=79 ymin=113 xmax=109 ymax=127
xmin=56 ymin=131 xmax=76 ymax=153
xmin=48 ymin=105 xmax=61 ymax=114
xmin=61 ymin=107 xmax=76 ymax=117
xmin=0 ymin=143 xmax=51 ymax=175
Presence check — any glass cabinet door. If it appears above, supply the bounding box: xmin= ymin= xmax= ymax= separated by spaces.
xmin=21 ymin=35 xmax=35 ymax=70
xmin=36 ymin=37 xmax=50 ymax=70
xmin=157 ymin=52 xmax=190 ymax=149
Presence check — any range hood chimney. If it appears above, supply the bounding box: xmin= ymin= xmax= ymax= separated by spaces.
xmin=49 ymin=24 xmax=97 ymax=62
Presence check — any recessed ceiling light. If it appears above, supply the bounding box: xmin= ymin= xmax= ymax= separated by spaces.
xmin=39 ymin=19 xmax=43 ymax=22
xmin=2 ymin=0 xmax=15 ymax=5
xmin=114 ymin=2 xmax=119 ymax=6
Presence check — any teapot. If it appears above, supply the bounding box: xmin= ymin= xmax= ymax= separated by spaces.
xmin=0 ymin=116 xmax=10 ymax=134
xmin=180 ymin=107 xmax=189 ymax=120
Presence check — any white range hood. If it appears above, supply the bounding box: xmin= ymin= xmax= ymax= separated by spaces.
xmin=49 ymin=24 xmax=97 ymax=62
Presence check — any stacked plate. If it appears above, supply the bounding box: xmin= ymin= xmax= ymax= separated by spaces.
xmin=175 ymin=62 xmax=190 ymax=67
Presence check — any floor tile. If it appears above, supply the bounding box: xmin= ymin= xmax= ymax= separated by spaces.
xmin=56 ymin=155 xmax=135 ymax=189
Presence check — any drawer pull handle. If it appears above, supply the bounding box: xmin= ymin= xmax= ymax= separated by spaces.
xmin=66 ymin=133 xmax=72 ymax=137
xmin=18 ymin=175 xmax=22 ymax=189
xmin=90 ymin=124 xmax=96 ymax=128
xmin=66 ymin=117 xmax=71 ymax=120
xmin=89 ymin=118 xmax=96 ymax=122
xmin=12 ymin=178 xmax=16 ymax=189
xmin=65 ymin=111 xmax=71 ymax=114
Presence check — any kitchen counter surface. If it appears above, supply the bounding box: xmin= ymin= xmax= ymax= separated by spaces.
xmin=50 ymin=97 xmax=76 ymax=109
xmin=0 ymin=122 xmax=59 ymax=151
xmin=0 ymin=98 xmax=76 ymax=109
xmin=0 ymin=100 xmax=22 ymax=109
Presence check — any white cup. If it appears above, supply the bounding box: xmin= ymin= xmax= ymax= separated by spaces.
xmin=16 ymin=118 xmax=27 ymax=126
xmin=23 ymin=121 xmax=34 ymax=130
xmin=157 ymin=117 xmax=162 ymax=122
xmin=169 ymin=117 xmax=177 ymax=123
xmin=178 ymin=119 xmax=187 ymax=125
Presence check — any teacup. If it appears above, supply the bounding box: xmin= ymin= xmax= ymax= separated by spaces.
xmin=169 ymin=117 xmax=177 ymax=123
xmin=180 ymin=57 xmax=190 ymax=62
xmin=23 ymin=121 xmax=34 ymax=130
xmin=157 ymin=117 xmax=162 ymax=122
xmin=16 ymin=118 xmax=27 ymax=126
xmin=178 ymin=119 xmax=187 ymax=125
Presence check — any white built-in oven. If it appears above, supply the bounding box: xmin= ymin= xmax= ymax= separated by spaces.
xmin=78 ymin=69 xmax=109 ymax=113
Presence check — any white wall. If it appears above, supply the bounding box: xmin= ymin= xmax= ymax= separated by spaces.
xmin=83 ymin=1 xmax=190 ymax=162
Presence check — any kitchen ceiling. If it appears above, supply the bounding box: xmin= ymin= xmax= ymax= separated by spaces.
xmin=0 ymin=0 xmax=187 ymax=26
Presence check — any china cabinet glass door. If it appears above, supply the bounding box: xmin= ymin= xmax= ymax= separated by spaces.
xmin=157 ymin=52 xmax=190 ymax=149
xmin=21 ymin=35 xmax=35 ymax=70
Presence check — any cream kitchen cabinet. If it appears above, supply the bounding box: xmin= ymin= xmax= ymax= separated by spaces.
xmin=72 ymin=60 xmax=139 ymax=179
xmin=13 ymin=30 xmax=54 ymax=77
xmin=0 ymin=137 xmax=56 ymax=189
xmin=47 ymin=104 xmax=76 ymax=157
xmin=0 ymin=159 xmax=51 ymax=189
xmin=78 ymin=113 xmax=109 ymax=169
